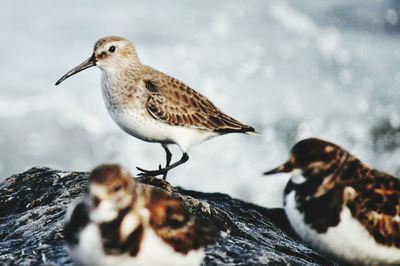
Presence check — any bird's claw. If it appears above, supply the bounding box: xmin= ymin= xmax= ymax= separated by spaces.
xmin=136 ymin=166 xmax=168 ymax=177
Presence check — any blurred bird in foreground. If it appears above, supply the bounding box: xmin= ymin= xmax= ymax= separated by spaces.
xmin=264 ymin=138 xmax=400 ymax=265
xmin=64 ymin=164 xmax=218 ymax=266
xmin=55 ymin=36 xmax=256 ymax=179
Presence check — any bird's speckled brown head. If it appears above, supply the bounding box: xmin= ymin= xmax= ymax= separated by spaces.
xmin=92 ymin=36 xmax=139 ymax=69
xmin=55 ymin=36 xmax=139 ymax=85
xmin=88 ymin=164 xmax=136 ymax=218
xmin=264 ymin=138 xmax=348 ymax=179
xmin=89 ymin=164 xmax=134 ymax=193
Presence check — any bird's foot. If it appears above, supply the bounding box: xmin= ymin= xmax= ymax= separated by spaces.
xmin=136 ymin=153 xmax=188 ymax=180
xmin=137 ymin=164 xmax=169 ymax=178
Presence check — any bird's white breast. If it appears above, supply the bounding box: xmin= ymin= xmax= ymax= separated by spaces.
xmin=68 ymin=223 xmax=204 ymax=266
xmin=285 ymin=191 xmax=400 ymax=265
xmin=130 ymin=229 xmax=205 ymax=266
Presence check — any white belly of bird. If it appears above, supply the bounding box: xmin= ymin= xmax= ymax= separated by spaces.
xmin=285 ymin=191 xmax=400 ymax=265
xmin=108 ymin=108 xmax=217 ymax=152
xmin=69 ymin=223 xmax=205 ymax=266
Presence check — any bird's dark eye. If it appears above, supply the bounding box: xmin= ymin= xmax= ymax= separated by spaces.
xmin=108 ymin=46 xmax=116 ymax=53
xmin=113 ymin=184 xmax=122 ymax=192
xmin=93 ymin=196 xmax=100 ymax=207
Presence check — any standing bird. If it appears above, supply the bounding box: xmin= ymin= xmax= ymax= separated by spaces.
xmin=55 ymin=36 xmax=256 ymax=179
xmin=64 ymin=164 xmax=218 ymax=266
xmin=264 ymin=138 xmax=400 ymax=265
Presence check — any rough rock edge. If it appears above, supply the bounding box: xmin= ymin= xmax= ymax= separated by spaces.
xmin=0 ymin=167 xmax=337 ymax=265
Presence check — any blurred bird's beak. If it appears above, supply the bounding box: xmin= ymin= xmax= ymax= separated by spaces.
xmin=55 ymin=54 xmax=96 ymax=85
xmin=263 ymin=161 xmax=294 ymax=175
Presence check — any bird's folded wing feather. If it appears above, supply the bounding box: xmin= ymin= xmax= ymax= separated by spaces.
xmin=145 ymin=187 xmax=217 ymax=254
xmin=143 ymin=68 xmax=254 ymax=133
xmin=346 ymin=175 xmax=400 ymax=248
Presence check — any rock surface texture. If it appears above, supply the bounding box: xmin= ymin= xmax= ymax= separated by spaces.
xmin=0 ymin=167 xmax=336 ymax=265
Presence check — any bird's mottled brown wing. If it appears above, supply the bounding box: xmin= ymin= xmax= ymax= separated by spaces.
xmin=346 ymin=173 xmax=400 ymax=248
xmin=143 ymin=68 xmax=255 ymax=133
xmin=145 ymin=187 xmax=218 ymax=254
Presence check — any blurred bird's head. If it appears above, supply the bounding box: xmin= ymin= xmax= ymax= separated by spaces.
xmin=264 ymin=138 xmax=347 ymax=183
xmin=88 ymin=164 xmax=136 ymax=223
xmin=55 ymin=36 xmax=139 ymax=85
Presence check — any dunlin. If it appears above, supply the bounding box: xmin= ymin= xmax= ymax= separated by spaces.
xmin=64 ymin=164 xmax=218 ymax=266
xmin=55 ymin=36 xmax=256 ymax=179
xmin=264 ymin=138 xmax=400 ymax=265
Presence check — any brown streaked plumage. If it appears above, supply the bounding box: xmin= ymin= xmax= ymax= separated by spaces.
xmin=55 ymin=36 xmax=257 ymax=179
xmin=347 ymin=173 xmax=400 ymax=248
xmin=64 ymin=164 xmax=218 ymax=265
xmin=264 ymin=138 xmax=400 ymax=265
xmin=143 ymin=69 xmax=254 ymax=133
xmin=146 ymin=187 xmax=217 ymax=254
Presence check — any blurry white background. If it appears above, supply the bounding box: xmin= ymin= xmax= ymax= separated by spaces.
xmin=1 ymin=0 xmax=400 ymax=207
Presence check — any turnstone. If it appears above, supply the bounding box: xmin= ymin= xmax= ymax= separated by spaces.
xmin=264 ymin=138 xmax=400 ymax=265
xmin=64 ymin=164 xmax=218 ymax=266
xmin=55 ymin=36 xmax=256 ymax=179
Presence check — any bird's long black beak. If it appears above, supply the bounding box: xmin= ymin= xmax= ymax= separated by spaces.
xmin=55 ymin=54 xmax=96 ymax=85
xmin=263 ymin=161 xmax=294 ymax=175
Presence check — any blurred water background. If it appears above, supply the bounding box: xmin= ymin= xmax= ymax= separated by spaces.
xmin=1 ymin=0 xmax=400 ymax=207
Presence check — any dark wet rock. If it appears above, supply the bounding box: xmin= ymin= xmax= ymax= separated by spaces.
xmin=0 ymin=167 xmax=337 ymax=266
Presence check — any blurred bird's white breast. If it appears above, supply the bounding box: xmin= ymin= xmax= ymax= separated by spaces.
xmin=69 ymin=223 xmax=204 ymax=266
xmin=284 ymin=191 xmax=400 ymax=265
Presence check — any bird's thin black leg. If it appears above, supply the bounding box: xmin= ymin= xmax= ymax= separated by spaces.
xmin=137 ymin=152 xmax=189 ymax=177
xmin=162 ymin=144 xmax=172 ymax=180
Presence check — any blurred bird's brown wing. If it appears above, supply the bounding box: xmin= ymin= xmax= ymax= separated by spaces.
xmin=346 ymin=174 xmax=400 ymax=248
xmin=145 ymin=187 xmax=218 ymax=254
xmin=144 ymin=68 xmax=255 ymax=133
